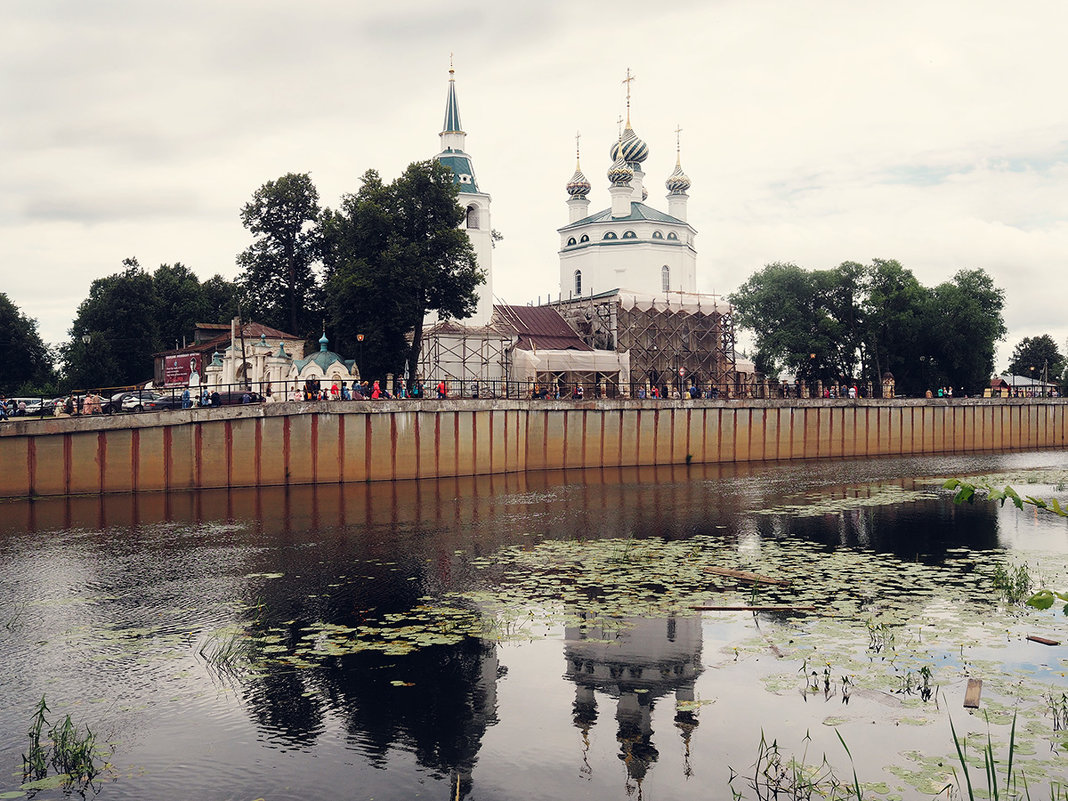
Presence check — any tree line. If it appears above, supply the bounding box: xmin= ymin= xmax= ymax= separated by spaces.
xmin=2 ymin=174 xmax=1064 ymax=398
xmin=2 ymin=160 xmax=481 ymax=395
xmin=725 ymin=259 xmax=1061 ymax=396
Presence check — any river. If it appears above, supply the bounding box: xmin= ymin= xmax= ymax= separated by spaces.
xmin=2 ymin=451 xmax=1067 ymax=799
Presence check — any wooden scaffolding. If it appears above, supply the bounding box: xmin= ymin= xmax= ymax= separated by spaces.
xmin=552 ymin=290 xmax=738 ymax=396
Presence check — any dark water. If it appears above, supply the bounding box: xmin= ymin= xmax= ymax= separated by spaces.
xmin=2 ymin=452 xmax=1068 ymax=800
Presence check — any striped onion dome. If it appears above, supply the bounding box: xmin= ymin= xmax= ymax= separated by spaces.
xmin=566 ymin=161 xmax=591 ymax=197
xmin=609 ymin=124 xmax=649 ymax=164
xmin=666 ymin=156 xmax=691 ymax=195
xmin=607 ymin=150 xmax=633 ymax=186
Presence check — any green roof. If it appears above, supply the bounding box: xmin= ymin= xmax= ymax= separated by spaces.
xmin=559 ymin=202 xmax=690 ymax=231
xmin=435 ymin=151 xmax=480 ymax=193
xmin=442 ymin=77 xmax=463 ymax=134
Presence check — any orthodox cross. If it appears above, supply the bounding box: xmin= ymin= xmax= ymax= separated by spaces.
xmin=622 ymin=68 xmax=635 ymax=125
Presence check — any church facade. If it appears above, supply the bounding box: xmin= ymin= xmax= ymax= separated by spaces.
xmin=419 ymin=66 xmax=738 ymax=397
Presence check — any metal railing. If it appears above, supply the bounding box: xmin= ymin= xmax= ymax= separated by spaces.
xmin=1 ymin=378 xmax=1058 ymax=422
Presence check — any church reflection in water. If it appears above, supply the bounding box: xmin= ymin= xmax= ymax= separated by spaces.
xmin=566 ymin=612 xmax=703 ymax=794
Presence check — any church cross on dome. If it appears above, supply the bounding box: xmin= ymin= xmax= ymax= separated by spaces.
xmin=622 ymin=68 xmax=636 ymax=127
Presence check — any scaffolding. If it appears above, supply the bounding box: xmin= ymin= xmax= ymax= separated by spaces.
xmin=417 ymin=319 xmax=513 ymax=388
xmin=552 ymin=290 xmax=738 ymax=396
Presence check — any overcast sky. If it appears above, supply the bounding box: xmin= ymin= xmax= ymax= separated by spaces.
xmin=4 ymin=0 xmax=1067 ymax=370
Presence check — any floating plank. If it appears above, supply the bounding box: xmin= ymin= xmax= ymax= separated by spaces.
xmin=691 ymin=605 xmax=816 ymax=612
xmin=1026 ymin=635 xmax=1060 ymax=646
xmin=964 ymin=678 xmax=982 ymax=709
xmin=703 ymin=566 xmax=791 ymax=586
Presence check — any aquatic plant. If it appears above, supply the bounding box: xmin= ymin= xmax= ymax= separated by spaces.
xmin=991 ymin=563 xmax=1033 ymax=605
xmin=944 ymin=478 xmax=1068 ymax=614
xmin=728 ymin=730 xmax=863 ymax=800
xmin=22 ymin=695 xmax=49 ymax=780
xmin=948 ymin=711 xmax=1017 ymax=801
xmin=20 ymin=695 xmax=98 ymax=788
xmin=943 ymin=478 xmax=1066 ymax=518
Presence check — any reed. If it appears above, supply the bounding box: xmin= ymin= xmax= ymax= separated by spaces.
xmin=21 ymin=695 xmax=98 ymax=786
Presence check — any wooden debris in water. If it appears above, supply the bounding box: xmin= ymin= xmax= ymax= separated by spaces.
xmin=704 ymin=566 xmax=790 ymax=586
xmin=963 ymin=678 xmax=982 ymax=709
xmin=1026 ymin=635 xmax=1060 ymax=646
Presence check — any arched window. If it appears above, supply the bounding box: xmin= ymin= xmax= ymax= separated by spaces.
xmin=622 ymin=230 xmax=637 ymax=239
xmin=652 ymin=230 xmax=664 ymax=239
xmin=466 ymin=205 xmax=480 ymax=229
xmin=603 ymin=231 xmax=618 ymax=240
xmin=666 ymin=231 xmax=678 ymax=241
xmin=579 ymin=234 xmax=589 ymax=243
xmin=574 ymin=270 xmax=582 ymax=295
xmin=567 ymin=237 xmax=577 ymax=246
xmin=661 ymin=265 xmax=671 ymax=292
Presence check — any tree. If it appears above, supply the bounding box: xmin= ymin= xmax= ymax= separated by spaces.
xmin=861 ymin=259 xmax=926 ymax=391
xmin=926 ymin=269 xmax=1006 ymax=394
xmin=237 ymin=172 xmax=322 ymax=337
xmin=322 ymin=161 xmax=482 ymax=382
xmin=730 ymin=260 xmax=1006 ymax=395
xmin=1007 ymin=334 xmax=1064 ymax=383
xmin=729 ymin=262 xmax=819 ymax=380
xmin=62 ymin=258 xmax=158 ymax=389
xmin=60 ymin=258 xmax=241 ymax=390
xmin=0 ymin=293 xmax=55 ymax=394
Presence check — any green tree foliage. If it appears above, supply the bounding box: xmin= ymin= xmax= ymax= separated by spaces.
xmin=236 ymin=172 xmax=322 ymax=339
xmin=1006 ymin=334 xmax=1064 ymax=383
xmin=322 ymin=161 xmax=482 ymax=382
xmin=0 ymin=293 xmax=55 ymax=395
xmin=63 ymin=258 xmax=158 ymax=389
xmin=62 ymin=258 xmax=239 ymax=390
xmin=730 ymin=260 xmax=1007 ymax=396
xmin=863 ymin=259 xmax=926 ymax=392
xmin=926 ymin=269 xmax=1006 ymax=394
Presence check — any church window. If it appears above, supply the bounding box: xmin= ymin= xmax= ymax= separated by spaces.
xmin=662 ymin=265 xmax=671 ymax=292
xmin=574 ymin=270 xmax=582 ymax=295
xmin=603 ymin=231 xmax=617 ymax=240
xmin=667 ymin=232 xmax=678 ymax=241
xmin=579 ymin=234 xmax=589 ymax=243
xmin=652 ymin=230 xmax=664 ymax=239
xmin=466 ymin=205 xmax=480 ymax=229
xmin=622 ymin=230 xmax=636 ymax=239
xmin=567 ymin=237 xmax=577 ymax=246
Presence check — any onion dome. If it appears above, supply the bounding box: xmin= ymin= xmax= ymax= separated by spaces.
xmin=609 ymin=125 xmax=649 ymax=164
xmin=607 ymin=149 xmax=633 ymax=186
xmin=666 ymin=155 xmax=691 ymax=195
xmin=566 ymin=161 xmax=591 ymax=197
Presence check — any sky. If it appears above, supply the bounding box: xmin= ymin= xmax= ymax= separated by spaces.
xmin=4 ymin=0 xmax=1068 ymax=371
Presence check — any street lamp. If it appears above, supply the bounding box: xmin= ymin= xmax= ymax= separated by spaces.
xmin=1030 ymin=365 xmax=1035 ymax=398
xmin=357 ymin=333 xmax=365 ymax=372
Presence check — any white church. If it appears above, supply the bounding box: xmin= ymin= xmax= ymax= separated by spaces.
xmin=420 ymin=66 xmax=739 ymax=397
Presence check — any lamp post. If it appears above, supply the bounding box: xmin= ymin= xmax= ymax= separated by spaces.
xmin=357 ymin=334 xmax=365 ymax=374
xmin=1030 ymin=365 xmax=1035 ymax=398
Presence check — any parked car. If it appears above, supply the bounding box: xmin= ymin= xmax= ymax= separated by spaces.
xmin=7 ymin=397 xmax=46 ymax=416
xmin=205 ymin=391 xmax=263 ymax=407
xmin=141 ymin=394 xmax=186 ymax=412
xmin=122 ymin=391 xmax=163 ymax=412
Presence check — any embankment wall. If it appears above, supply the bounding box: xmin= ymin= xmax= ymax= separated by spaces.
xmin=1 ymin=398 xmax=1064 ymax=499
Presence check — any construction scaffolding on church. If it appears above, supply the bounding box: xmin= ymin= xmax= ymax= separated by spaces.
xmin=552 ymin=289 xmax=745 ymax=397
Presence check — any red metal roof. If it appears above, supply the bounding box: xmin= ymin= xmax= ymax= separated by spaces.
xmin=493 ymin=305 xmax=593 ymax=351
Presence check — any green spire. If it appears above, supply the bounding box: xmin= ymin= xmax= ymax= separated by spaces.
xmin=442 ymin=63 xmax=464 ymax=135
